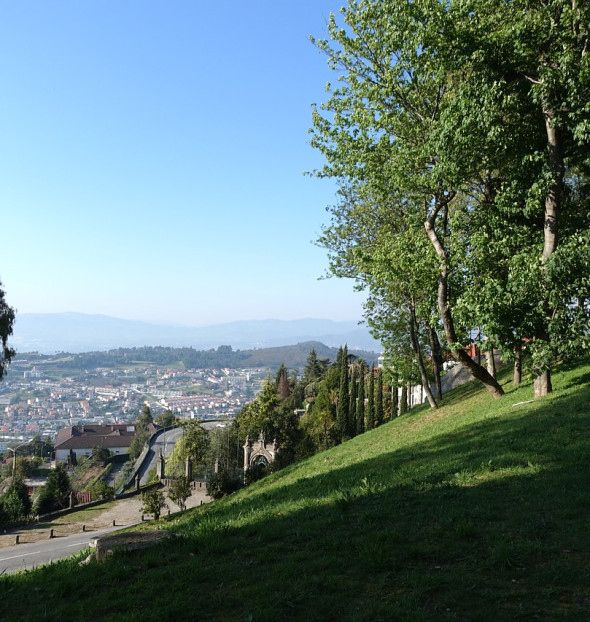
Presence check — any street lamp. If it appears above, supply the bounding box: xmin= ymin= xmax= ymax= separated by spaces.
xmin=7 ymin=438 xmax=33 ymax=478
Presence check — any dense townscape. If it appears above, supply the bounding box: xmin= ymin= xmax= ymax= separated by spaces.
xmin=0 ymin=356 xmax=267 ymax=447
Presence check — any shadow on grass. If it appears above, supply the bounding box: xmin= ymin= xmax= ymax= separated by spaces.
xmin=1 ymin=379 xmax=589 ymax=621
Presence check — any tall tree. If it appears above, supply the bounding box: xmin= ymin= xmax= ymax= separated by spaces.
xmin=336 ymin=346 xmax=350 ymax=441
xmin=311 ymin=1 xmax=505 ymax=399
xmin=453 ymin=0 xmax=590 ymax=396
xmin=356 ymin=363 xmax=365 ymax=435
xmin=348 ymin=365 xmax=358 ymax=438
xmin=366 ymin=366 xmax=375 ymax=431
xmin=0 ymin=280 xmax=15 ymax=382
xmin=276 ymin=365 xmax=291 ymax=401
xmin=375 ymin=368 xmax=384 ymax=426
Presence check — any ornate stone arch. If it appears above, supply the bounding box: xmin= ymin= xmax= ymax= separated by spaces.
xmin=243 ymin=431 xmax=278 ymax=473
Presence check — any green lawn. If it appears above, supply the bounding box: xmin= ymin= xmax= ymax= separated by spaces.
xmin=1 ymin=359 xmax=589 ymax=621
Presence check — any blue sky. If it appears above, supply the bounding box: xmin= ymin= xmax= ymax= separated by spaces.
xmin=0 ymin=1 xmax=366 ymax=327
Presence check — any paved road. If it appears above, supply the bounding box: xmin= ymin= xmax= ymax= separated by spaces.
xmin=139 ymin=422 xmax=225 ymax=485
xmin=0 ymin=527 xmax=118 ymax=575
xmin=0 ymin=484 xmax=211 ymax=575
xmin=138 ymin=427 xmax=183 ymax=485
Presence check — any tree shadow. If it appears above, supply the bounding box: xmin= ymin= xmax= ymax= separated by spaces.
xmin=1 ymin=383 xmax=589 ymax=621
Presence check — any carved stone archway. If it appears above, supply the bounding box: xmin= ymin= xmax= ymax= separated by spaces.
xmin=243 ymin=432 xmax=278 ymax=474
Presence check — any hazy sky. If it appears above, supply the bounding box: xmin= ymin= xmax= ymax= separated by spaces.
xmin=0 ymin=1 xmax=366 ymax=327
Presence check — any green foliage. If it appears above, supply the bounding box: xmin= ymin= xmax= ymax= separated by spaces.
xmin=173 ymin=420 xmax=209 ymax=474
xmin=310 ymin=0 xmax=590 ymax=399
xmin=244 ymin=462 xmax=268 ymax=485
xmin=356 ymin=363 xmax=365 ymax=435
xmin=18 ymin=434 xmax=53 ymax=460
xmin=374 ymin=368 xmax=384 ymax=426
xmin=235 ymin=377 xmax=279 ymax=442
xmin=336 ymin=346 xmax=350 ymax=441
xmin=91 ymin=481 xmax=115 ymax=502
xmin=91 ymin=446 xmax=112 ymax=466
xmin=154 ymin=410 xmax=177 ymax=427
xmin=0 ymin=278 xmax=15 ymax=382
xmin=205 ymin=426 xmax=242 ymax=476
xmin=167 ymin=475 xmax=192 ymax=512
xmin=138 ymin=405 xmax=153 ymax=427
xmin=4 ymin=358 xmax=590 ymax=620
xmin=366 ymin=366 xmax=375 ymax=431
xmin=1 ymin=478 xmax=32 ymax=523
xmin=35 ymin=464 xmax=72 ymax=515
xmin=140 ymin=487 xmax=167 ymax=520
xmin=128 ymin=405 xmax=153 ymax=460
xmin=206 ymin=469 xmax=243 ymax=500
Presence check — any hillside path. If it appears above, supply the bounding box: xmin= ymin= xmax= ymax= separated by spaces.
xmin=0 ymin=483 xmax=210 ymax=549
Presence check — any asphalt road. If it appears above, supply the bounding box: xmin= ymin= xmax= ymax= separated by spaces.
xmin=139 ymin=422 xmax=225 ymax=485
xmin=0 ymin=527 xmax=118 ymax=575
xmin=138 ymin=427 xmax=183 ymax=485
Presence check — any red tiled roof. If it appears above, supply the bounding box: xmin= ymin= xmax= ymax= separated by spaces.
xmin=54 ymin=424 xmax=136 ymax=450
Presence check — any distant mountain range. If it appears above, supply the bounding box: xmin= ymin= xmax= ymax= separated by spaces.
xmin=9 ymin=313 xmax=382 ymax=355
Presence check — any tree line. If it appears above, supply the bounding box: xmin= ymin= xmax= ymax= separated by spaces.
xmin=207 ymin=346 xmax=416 ymax=496
xmin=309 ymin=0 xmax=590 ymax=402
xmin=11 ymin=342 xmax=378 ymax=373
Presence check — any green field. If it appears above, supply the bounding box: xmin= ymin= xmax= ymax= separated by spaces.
xmin=1 ymin=358 xmax=589 ymax=621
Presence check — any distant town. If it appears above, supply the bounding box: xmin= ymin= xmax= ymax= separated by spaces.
xmin=0 ymin=355 xmax=269 ymax=448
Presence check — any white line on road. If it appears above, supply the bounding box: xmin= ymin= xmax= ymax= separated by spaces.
xmin=2 ymin=550 xmax=42 ymax=560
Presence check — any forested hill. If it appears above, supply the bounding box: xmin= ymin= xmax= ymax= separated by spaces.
xmin=15 ymin=341 xmax=380 ymax=372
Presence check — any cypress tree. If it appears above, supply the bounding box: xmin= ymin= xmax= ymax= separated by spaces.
xmin=366 ymin=365 xmax=375 ymax=430
xmin=348 ymin=366 xmax=357 ymax=438
xmin=356 ymin=364 xmax=365 ymax=436
xmin=337 ymin=345 xmax=349 ymax=441
xmin=391 ymin=378 xmax=398 ymax=419
xmin=276 ymin=365 xmax=291 ymax=401
xmin=375 ymin=368 xmax=384 ymax=426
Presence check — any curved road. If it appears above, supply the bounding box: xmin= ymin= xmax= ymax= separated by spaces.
xmin=139 ymin=422 xmax=225 ymax=485
xmin=138 ymin=427 xmax=183 ymax=485
xmin=0 ymin=527 xmax=118 ymax=575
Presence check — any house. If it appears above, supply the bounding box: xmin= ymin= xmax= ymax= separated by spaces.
xmin=54 ymin=424 xmax=140 ymax=464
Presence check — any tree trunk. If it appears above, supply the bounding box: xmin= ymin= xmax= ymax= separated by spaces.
xmin=409 ymin=304 xmax=438 ymax=408
xmin=425 ymin=198 xmax=505 ymax=399
xmin=533 ymin=110 xmax=565 ymax=397
xmin=406 ymin=382 xmax=412 ymax=409
xmin=399 ymin=385 xmax=407 ymax=415
xmin=477 ymin=329 xmax=482 ymax=366
xmin=391 ymin=384 xmax=398 ymax=418
xmin=487 ymin=343 xmax=496 ymax=380
xmin=513 ymin=346 xmax=522 ymax=386
xmin=428 ymin=326 xmax=443 ymax=400
xmin=534 ymin=369 xmax=552 ymax=397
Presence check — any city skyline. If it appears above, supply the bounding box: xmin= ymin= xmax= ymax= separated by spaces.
xmin=0 ymin=1 xmax=366 ymax=327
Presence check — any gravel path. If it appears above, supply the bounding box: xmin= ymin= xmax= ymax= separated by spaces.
xmin=0 ymin=483 xmax=211 ymax=549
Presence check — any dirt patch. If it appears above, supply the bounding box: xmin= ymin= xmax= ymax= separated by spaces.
xmin=0 ymin=484 xmax=211 ymax=548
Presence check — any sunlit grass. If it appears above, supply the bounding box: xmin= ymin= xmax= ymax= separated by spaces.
xmin=1 ymin=358 xmax=590 ymax=620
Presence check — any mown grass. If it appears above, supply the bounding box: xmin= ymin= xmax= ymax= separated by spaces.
xmin=1 ymin=359 xmax=589 ymax=621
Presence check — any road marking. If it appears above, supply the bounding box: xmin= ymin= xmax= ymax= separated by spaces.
xmin=1 ymin=550 xmax=42 ymax=561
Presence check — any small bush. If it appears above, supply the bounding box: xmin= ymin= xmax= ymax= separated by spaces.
xmin=141 ymin=488 xmax=167 ymax=520
xmin=206 ymin=469 xmax=243 ymax=499
xmin=91 ymin=481 xmax=115 ymax=501
xmin=245 ymin=462 xmax=268 ymax=485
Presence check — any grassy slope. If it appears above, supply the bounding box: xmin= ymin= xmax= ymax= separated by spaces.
xmin=1 ymin=359 xmax=589 ymax=621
